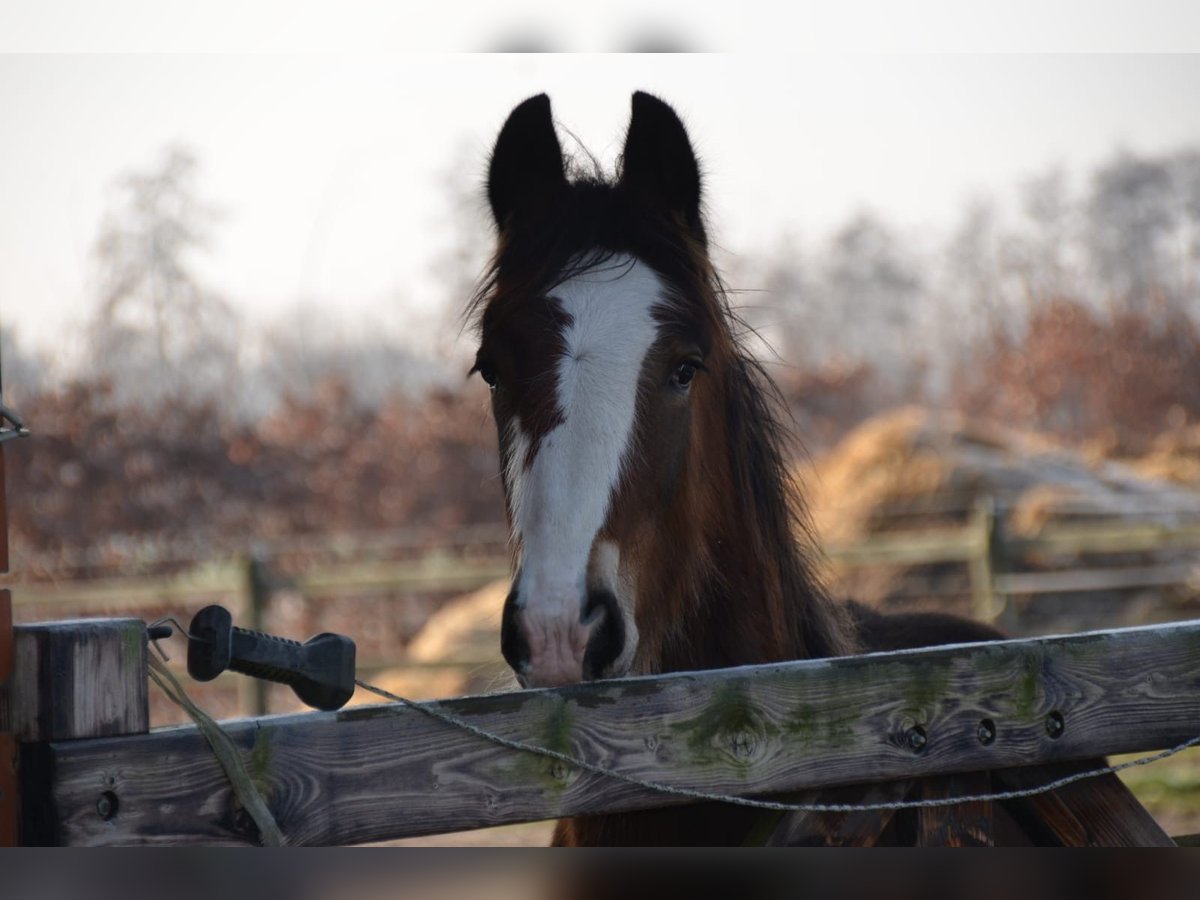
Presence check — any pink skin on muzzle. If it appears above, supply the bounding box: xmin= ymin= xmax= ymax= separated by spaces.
xmin=516 ymin=604 xmax=600 ymax=688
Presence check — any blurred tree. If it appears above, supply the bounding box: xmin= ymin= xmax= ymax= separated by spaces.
xmin=954 ymin=297 xmax=1200 ymax=451
xmin=428 ymin=139 xmax=493 ymax=365
xmin=819 ymin=212 xmax=926 ymax=395
xmin=87 ymin=145 xmax=240 ymax=408
xmin=247 ymin=304 xmax=442 ymax=417
xmin=1167 ymin=149 xmax=1200 ymax=304
xmin=1013 ymin=167 xmax=1078 ymax=306
xmin=761 ymin=214 xmax=923 ymax=373
xmin=942 ymin=198 xmax=1007 ymax=332
xmin=744 ymin=233 xmax=812 ymax=363
xmin=1085 ymin=150 xmax=1177 ymax=311
xmin=927 ymin=198 xmax=1009 ymax=397
xmin=0 ymin=326 xmax=46 ymax=401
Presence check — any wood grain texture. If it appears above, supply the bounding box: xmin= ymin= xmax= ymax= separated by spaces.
xmin=917 ymin=773 xmax=993 ymax=846
xmin=0 ymin=618 xmax=149 ymax=741
xmin=995 ymin=765 xmax=1174 ymax=846
xmin=38 ymin=619 xmax=1200 ymax=846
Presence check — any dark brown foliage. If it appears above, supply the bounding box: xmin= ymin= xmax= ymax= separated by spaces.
xmin=6 ymin=376 xmax=502 ymax=578
xmin=954 ymin=297 xmax=1200 ymax=455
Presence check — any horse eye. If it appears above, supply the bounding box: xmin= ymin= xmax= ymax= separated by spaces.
xmin=475 ymin=362 xmax=499 ymax=390
xmin=671 ymin=361 xmax=699 ymax=390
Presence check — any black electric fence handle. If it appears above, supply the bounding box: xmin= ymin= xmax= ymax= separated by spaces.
xmin=184 ymin=605 xmax=357 ymax=711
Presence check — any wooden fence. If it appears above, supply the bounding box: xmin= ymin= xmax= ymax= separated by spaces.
xmin=7 ymin=497 xmax=1200 ymax=720
xmin=1 ymin=400 xmax=14 ymax=845
xmin=2 ymin=615 xmax=1196 ymax=845
xmin=12 ymin=499 xmax=1200 ymax=623
xmin=824 ymin=497 xmax=1200 ymax=621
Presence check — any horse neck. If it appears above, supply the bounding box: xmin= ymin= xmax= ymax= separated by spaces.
xmin=653 ymin=355 xmax=857 ymax=674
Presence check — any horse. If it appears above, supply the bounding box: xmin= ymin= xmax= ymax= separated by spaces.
xmin=468 ymin=91 xmax=1005 ymax=846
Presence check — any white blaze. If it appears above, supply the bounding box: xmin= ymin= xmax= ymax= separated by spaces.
xmin=509 ymin=255 xmax=665 ymax=627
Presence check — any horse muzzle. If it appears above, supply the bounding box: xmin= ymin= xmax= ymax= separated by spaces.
xmin=501 ymin=585 xmax=626 ymax=688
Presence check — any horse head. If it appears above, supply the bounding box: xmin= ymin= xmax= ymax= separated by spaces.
xmin=472 ymin=92 xmax=747 ymax=687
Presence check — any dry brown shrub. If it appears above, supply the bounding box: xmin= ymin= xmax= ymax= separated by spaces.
xmin=954 ymin=297 xmax=1200 ymax=455
xmin=805 ymin=406 xmax=954 ymax=544
xmin=6 ymin=375 xmax=502 ymax=578
xmin=1127 ymin=424 xmax=1200 ymax=488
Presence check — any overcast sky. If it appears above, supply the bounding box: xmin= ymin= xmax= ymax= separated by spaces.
xmin=3 ymin=49 xmax=1200 ymax=358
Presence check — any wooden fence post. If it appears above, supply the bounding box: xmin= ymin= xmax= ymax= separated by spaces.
xmin=968 ymin=496 xmax=1000 ymax=622
xmin=0 ymin=618 xmax=149 ymax=844
xmin=0 ymin=591 xmax=13 ymax=848
xmin=1 ymin=395 xmax=15 ymax=846
xmin=241 ymin=552 xmax=271 ymax=716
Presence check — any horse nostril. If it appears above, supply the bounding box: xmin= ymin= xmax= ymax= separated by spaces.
xmin=500 ymin=588 xmax=531 ymax=678
xmin=582 ymin=589 xmax=624 ymax=680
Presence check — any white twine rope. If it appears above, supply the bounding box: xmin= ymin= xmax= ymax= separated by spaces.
xmin=148 ymin=654 xmax=288 ymax=846
xmin=354 ymin=677 xmax=1200 ymax=814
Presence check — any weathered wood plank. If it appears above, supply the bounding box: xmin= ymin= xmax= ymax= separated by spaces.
xmin=1 ymin=618 xmax=149 ymax=846
xmin=916 ymin=773 xmax=993 ymax=846
xmin=0 ymin=618 xmax=149 ymax=742
xmin=37 ymin=620 xmax=1200 ymax=846
xmin=995 ymin=765 xmax=1174 ymax=846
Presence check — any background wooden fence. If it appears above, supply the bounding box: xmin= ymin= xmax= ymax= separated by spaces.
xmin=822 ymin=498 xmax=1200 ymax=621
xmin=7 ymin=495 xmax=1200 ymax=719
xmin=13 ymin=503 xmax=1200 ymax=609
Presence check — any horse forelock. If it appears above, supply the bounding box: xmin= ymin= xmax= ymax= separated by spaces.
xmin=466 ymin=176 xmax=712 ymax=336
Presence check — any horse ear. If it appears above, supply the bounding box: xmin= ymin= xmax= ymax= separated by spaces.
xmin=487 ymin=94 xmax=567 ymax=231
xmin=619 ymin=91 xmax=704 ymax=238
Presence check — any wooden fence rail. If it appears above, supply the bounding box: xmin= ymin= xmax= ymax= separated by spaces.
xmin=7 ymin=557 xmax=511 ymax=609
xmin=823 ymin=499 xmax=1200 ymax=621
xmin=8 ymin=617 xmax=1200 ymax=846
xmin=8 ymin=498 xmax=1200 ymax=719
xmin=12 ymin=500 xmax=1200 ymax=620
